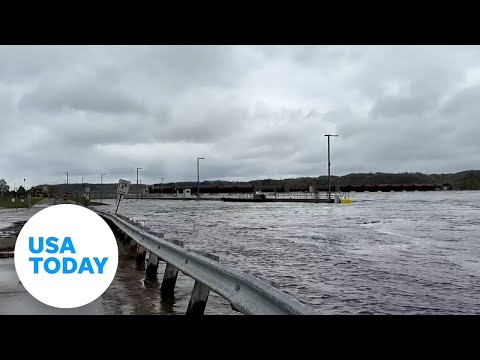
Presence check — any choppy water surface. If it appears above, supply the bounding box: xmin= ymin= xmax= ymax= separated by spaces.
xmin=101 ymin=191 xmax=480 ymax=314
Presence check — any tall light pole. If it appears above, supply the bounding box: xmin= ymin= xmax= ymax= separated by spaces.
xmin=158 ymin=177 xmax=165 ymax=195
xmin=100 ymin=174 xmax=107 ymax=201
xmin=137 ymin=168 xmax=142 ymax=185
xmin=197 ymin=157 xmax=205 ymax=198
xmin=82 ymin=177 xmax=84 ymax=185
xmin=65 ymin=172 xmax=69 ymax=185
xmin=324 ymin=134 xmax=339 ymax=200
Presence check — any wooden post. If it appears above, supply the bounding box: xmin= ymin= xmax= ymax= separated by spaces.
xmin=135 ymin=245 xmax=146 ymax=270
xmin=160 ymin=240 xmax=185 ymax=299
xmin=113 ymin=229 xmax=133 ymax=257
xmin=127 ymin=237 xmax=137 ymax=257
xmin=160 ymin=263 xmax=180 ymax=299
xmin=186 ymin=280 xmax=211 ymax=316
xmin=145 ymin=251 xmax=159 ymax=280
xmin=186 ymin=252 xmax=219 ymax=316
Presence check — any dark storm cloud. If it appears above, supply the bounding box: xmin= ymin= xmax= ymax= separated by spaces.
xmin=1 ymin=45 xmax=480 ymax=187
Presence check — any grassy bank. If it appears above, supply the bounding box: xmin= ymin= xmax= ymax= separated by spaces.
xmin=0 ymin=197 xmax=44 ymax=209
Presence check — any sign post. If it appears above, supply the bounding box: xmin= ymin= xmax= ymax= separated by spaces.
xmin=115 ymin=179 xmax=131 ymax=214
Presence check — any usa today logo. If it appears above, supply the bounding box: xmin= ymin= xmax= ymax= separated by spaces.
xmin=14 ymin=204 xmax=118 ymax=308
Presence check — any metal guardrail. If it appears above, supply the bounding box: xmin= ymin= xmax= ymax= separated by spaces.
xmin=94 ymin=209 xmax=316 ymax=315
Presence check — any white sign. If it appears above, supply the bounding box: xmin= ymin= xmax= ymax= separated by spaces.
xmin=84 ymin=193 xmax=90 ymax=200
xmin=116 ymin=179 xmax=131 ymax=195
xmin=85 ymin=187 xmax=90 ymax=194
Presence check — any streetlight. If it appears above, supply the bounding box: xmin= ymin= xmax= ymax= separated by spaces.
xmin=100 ymin=174 xmax=107 ymax=201
xmin=324 ymin=134 xmax=339 ymax=201
xmin=65 ymin=172 xmax=69 ymax=185
xmin=137 ymin=168 xmax=143 ymax=185
xmin=197 ymin=157 xmax=205 ymax=198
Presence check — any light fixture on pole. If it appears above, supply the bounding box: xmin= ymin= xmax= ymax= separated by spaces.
xmin=197 ymin=157 xmax=205 ymax=198
xmin=324 ymin=134 xmax=339 ymax=201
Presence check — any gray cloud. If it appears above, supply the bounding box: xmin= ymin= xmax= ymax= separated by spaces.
xmin=1 ymin=45 xmax=480 ymax=187
xmin=20 ymin=81 xmax=147 ymax=115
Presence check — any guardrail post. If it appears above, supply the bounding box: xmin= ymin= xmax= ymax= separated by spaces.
xmin=111 ymin=225 xmax=136 ymax=257
xmin=136 ymin=245 xmax=147 ymax=271
xmin=145 ymin=252 xmax=159 ymax=280
xmin=127 ymin=237 xmax=137 ymax=257
xmin=186 ymin=281 xmax=211 ymax=316
xmin=186 ymin=253 xmax=219 ymax=316
xmin=160 ymin=240 xmax=185 ymax=299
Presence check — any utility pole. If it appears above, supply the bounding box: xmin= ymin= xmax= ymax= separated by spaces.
xmin=136 ymin=168 xmax=143 ymax=198
xmin=324 ymin=134 xmax=339 ymax=200
xmin=101 ymin=174 xmax=106 ymax=201
xmin=65 ymin=172 xmax=69 ymax=185
xmin=197 ymin=157 xmax=204 ymax=199
xmin=158 ymin=177 xmax=165 ymax=196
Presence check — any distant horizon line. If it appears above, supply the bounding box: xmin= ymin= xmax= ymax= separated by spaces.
xmin=28 ymin=169 xmax=480 ymax=187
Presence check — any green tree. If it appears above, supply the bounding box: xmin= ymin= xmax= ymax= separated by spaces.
xmin=0 ymin=179 xmax=9 ymax=196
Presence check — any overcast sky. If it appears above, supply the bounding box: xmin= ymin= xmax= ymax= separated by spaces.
xmin=1 ymin=45 xmax=480 ymax=187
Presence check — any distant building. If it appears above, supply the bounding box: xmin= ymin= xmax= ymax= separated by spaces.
xmin=31 ymin=186 xmax=48 ymax=197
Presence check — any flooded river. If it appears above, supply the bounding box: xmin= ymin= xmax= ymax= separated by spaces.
xmin=1 ymin=191 xmax=479 ymax=314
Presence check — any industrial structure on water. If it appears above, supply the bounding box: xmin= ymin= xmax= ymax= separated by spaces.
xmin=149 ymin=182 xmax=452 ymax=195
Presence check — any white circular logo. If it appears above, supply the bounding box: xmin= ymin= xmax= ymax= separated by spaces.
xmin=14 ymin=204 xmax=118 ymax=308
